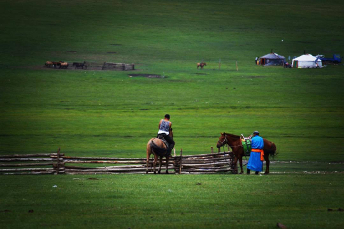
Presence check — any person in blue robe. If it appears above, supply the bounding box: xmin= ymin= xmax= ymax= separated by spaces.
xmin=247 ymin=131 xmax=264 ymax=174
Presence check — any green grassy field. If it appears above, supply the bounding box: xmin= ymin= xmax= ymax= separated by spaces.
xmin=1 ymin=0 xmax=344 ymax=228
xmin=1 ymin=174 xmax=344 ymax=229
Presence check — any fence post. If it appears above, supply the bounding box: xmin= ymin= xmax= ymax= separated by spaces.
xmin=54 ymin=148 xmax=60 ymax=175
xmin=179 ymin=149 xmax=183 ymax=174
xmin=211 ymin=147 xmax=214 ymax=154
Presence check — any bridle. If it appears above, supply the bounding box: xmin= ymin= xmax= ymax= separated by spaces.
xmin=218 ymin=134 xmax=229 ymax=147
xmin=218 ymin=134 xmax=243 ymax=149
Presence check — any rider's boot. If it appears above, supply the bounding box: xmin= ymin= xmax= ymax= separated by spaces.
xmin=247 ymin=169 xmax=250 ymax=174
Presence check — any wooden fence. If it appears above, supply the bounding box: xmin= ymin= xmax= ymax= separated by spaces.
xmin=0 ymin=148 xmax=235 ymax=175
xmin=102 ymin=62 xmax=135 ymax=71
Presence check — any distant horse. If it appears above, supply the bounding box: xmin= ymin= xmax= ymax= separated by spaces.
xmin=45 ymin=61 xmax=53 ymax=68
xmin=197 ymin=62 xmax=206 ymax=69
xmin=73 ymin=61 xmax=87 ymax=69
xmin=146 ymin=130 xmax=173 ymax=174
xmin=216 ymin=132 xmax=276 ymax=174
xmin=59 ymin=61 xmax=68 ymax=69
xmin=52 ymin=61 xmax=61 ymax=68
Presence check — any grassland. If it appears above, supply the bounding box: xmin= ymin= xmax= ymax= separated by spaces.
xmin=1 ymin=174 xmax=344 ymax=229
xmin=0 ymin=0 xmax=344 ymax=228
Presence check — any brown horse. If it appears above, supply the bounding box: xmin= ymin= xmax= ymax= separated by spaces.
xmin=197 ymin=62 xmax=206 ymax=69
xmin=59 ymin=61 xmax=69 ymax=69
xmin=216 ymin=132 xmax=276 ymax=174
xmin=146 ymin=131 xmax=173 ymax=174
xmin=45 ymin=61 xmax=54 ymax=68
xmin=51 ymin=61 xmax=61 ymax=68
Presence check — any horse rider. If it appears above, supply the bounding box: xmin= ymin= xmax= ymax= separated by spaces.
xmin=157 ymin=114 xmax=175 ymax=155
xmin=247 ymin=131 xmax=264 ymax=175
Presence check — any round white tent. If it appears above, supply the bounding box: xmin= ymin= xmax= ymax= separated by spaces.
xmin=292 ymin=54 xmax=322 ymax=68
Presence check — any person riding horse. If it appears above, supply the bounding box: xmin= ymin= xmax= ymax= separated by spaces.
xmin=157 ymin=114 xmax=175 ymax=155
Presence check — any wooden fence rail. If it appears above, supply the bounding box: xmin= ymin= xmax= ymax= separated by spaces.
xmin=102 ymin=62 xmax=135 ymax=71
xmin=0 ymin=148 xmax=235 ymax=175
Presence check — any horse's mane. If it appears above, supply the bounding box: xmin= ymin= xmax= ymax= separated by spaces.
xmin=223 ymin=133 xmax=241 ymax=139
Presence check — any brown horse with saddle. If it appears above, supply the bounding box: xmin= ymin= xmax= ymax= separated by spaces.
xmin=216 ymin=132 xmax=276 ymax=174
xmin=146 ymin=114 xmax=175 ymax=174
xmin=146 ymin=129 xmax=173 ymax=174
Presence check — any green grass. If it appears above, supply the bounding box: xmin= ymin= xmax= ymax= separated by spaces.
xmin=1 ymin=174 xmax=343 ymax=229
xmin=1 ymin=0 xmax=344 ymax=228
xmin=1 ymin=68 xmax=343 ymax=160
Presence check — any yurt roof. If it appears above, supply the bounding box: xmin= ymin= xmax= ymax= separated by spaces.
xmin=293 ymin=54 xmax=319 ymax=61
xmin=260 ymin=53 xmax=285 ymax=59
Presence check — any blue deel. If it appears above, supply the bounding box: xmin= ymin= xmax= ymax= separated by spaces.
xmin=251 ymin=135 xmax=264 ymax=149
xmin=247 ymin=152 xmax=263 ymax=172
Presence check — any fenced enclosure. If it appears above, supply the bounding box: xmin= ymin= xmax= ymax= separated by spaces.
xmin=102 ymin=62 xmax=135 ymax=70
xmin=43 ymin=61 xmax=135 ymax=71
xmin=0 ymin=148 xmax=235 ymax=175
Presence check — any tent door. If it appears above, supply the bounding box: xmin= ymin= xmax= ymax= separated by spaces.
xmin=293 ymin=60 xmax=298 ymax=68
xmin=260 ymin=58 xmax=265 ymax=65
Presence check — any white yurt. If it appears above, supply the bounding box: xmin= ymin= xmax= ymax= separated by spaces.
xmin=292 ymin=54 xmax=322 ymax=68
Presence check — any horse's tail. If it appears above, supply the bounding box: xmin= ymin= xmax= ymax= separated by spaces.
xmin=268 ymin=142 xmax=278 ymax=158
xmin=150 ymin=139 xmax=168 ymax=157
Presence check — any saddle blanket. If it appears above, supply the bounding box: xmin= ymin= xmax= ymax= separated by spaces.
xmin=241 ymin=138 xmax=251 ymax=156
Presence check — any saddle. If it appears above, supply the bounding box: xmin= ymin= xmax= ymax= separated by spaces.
xmin=157 ymin=134 xmax=170 ymax=149
xmin=240 ymin=134 xmax=251 ymax=156
xmin=150 ymin=135 xmax=170 ymax=157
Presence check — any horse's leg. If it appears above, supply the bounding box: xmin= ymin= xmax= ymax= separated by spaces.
xmin=146 ymin=148 xmax=150 ymax=174
xmin=264 ymin=154 xmax=270 ymax=175
xmin=233 ymin=157 xmax=238 ymax=174
xmin=165 ymin=156 xmax=169 ymax=174
xmin=153 ymin=154 xmax=158 ymax=174
xmin=239 ymin=156 xmax=243 ymax=174
xmin=158 ymin=156 xmax=162 ymax=174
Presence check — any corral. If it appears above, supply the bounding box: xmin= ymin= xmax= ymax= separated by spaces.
xmin=0 ymin=149 xmax=235 ymax=175
xmin=43 ymin=61 xmax=135 ymax=71
xmin=102 ymin=62 xmax=135 ymax=70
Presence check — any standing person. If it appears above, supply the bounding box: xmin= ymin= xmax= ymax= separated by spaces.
xmin=247 ymin=131 xmax=264 ymax=175
xmin=157 ymin=114 xmax=175 ymax=155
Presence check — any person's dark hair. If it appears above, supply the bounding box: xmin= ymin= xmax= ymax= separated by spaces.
xmin=165 ymin=114 xmax=170 ymax=119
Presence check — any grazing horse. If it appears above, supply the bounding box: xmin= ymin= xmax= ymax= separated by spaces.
xmin=197 ymin=62 xmax=206 ymax=69
xmin=216 ymin=132 xmax=276 ymax=174
xmin=146 ymin=130 xmax=173 ymax=174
